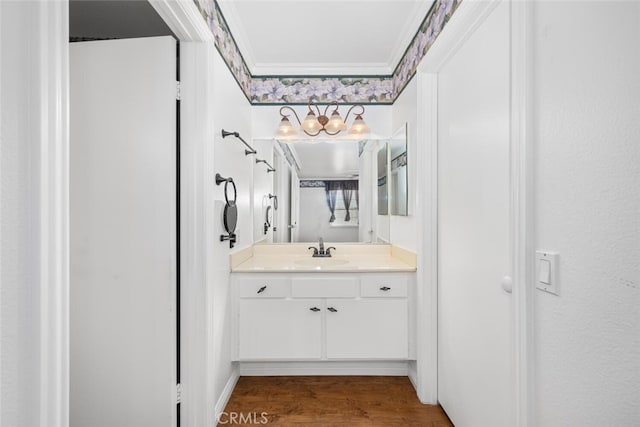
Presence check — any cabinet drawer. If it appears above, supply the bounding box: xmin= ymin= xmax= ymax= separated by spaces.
xmin=292 ymin=277 xmax=358 ymax=298
xmin=238 ymin=277 xmax=288 ymax=298
xmin=361 ymin=276 xmax=408 ymax=297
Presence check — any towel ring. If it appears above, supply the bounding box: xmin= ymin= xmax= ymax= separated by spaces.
xmin=269 ymin=193 xmax=278 ymax=210
xmin=215 ymin=173 xmax=237 ymax=205
xmin=215 ymin=173 xmax=238 ymax=248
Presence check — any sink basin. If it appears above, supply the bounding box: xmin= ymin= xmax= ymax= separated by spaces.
xmin=294 ymin=258 xmax=350 ymax=267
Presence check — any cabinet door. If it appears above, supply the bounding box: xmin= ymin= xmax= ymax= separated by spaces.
xmin=326 ymin=299 xmax=408 ymax=359
xmin=239 ymin=299 xmax=322 ymax=360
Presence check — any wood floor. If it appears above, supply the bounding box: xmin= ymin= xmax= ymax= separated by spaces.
xmin=219 ymin=376 xmax=453 ymax=426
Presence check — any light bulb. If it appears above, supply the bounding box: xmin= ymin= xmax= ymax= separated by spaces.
xmin=325 ymin=111 xmax=346 ymax=133
xmin=276 ymin=116 xmax=297 ymax=139
xmin=348 ymin=114 xmax=370 ymax=135
xmin=301 ymin=111 xmax=321 ymax=134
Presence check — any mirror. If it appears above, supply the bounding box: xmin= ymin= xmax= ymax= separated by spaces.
xmin=377 ymin=143 xmax=388 ymax=215
xmin=389 ymin=123 xmax=408 ymax=216
xmin=252 ymin=138 xmax=390 ymax=243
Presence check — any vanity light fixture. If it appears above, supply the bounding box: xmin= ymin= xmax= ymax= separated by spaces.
xmin=276 ymin=101 xmax=369 ymax=139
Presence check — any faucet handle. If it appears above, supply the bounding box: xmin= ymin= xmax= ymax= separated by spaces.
xmin=326 ymin=247 xmax=337 ymax=256
xmin=308 ymin=246 xmax=319 ymax=255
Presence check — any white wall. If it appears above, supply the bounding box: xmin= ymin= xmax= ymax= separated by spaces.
xmin=390 ymin=78 xmax=418 ymax=251
xmin=209 ymin=46 xmax=253 ymax=413
xmin=1 ymin=6 xmax=40 ymax=424
xmin=1 ymin=2 xmax=69 ymax=426
xmin=532 ymin=2 xmax=640 ymax=426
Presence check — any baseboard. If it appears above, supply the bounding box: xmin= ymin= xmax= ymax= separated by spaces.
xmin=407 ymin=361 xmax=418 ymax=392
xmin=214 ymin=364 xmax=240 ymax=420
xmin=239 ymin=361 xmax=409 ymax=376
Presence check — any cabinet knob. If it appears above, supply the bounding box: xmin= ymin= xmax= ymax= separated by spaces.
xmin=257 ymin=285 xmax=267 ymax=294
xmin=309 ymin=307 xmax=321 ymax=312
xmin=327 ymin=307 xmax=338 ymax=313
xmin=380 ymin=286 xmax=391 ymax=291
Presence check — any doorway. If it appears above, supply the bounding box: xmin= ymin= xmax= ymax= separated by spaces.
xmin=436 ymin=1 xmax=513 ymax=425
xmin=69 ymin=3 xmax=181 ymax=426
xmin=415 ymin=0 xmax=531 ymax=425
xmin=69 ymin=35 xmax=179 ymax=427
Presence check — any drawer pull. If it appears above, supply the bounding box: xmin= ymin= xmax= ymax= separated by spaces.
xmin=327 ymin=307 xmax=338 ymax=313
xmin=380 ymin=286 xmax=391 ymax=291
xmin=257 ymin=285 xmax=267 ymax=294
xmin=309 ymin=307 xmax=321 ymax=312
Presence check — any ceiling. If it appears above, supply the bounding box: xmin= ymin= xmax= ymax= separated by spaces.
xmin=69 ymin=0 xmax=174 ymax=40
xmin=217 ymin=0 xmax=435 ymax=76
xmin=290 ymin=141 xmax=360 ymax=179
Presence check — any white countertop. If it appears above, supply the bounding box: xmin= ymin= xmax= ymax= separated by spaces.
xmin=231 ymin=244 xmax=417 ymax=273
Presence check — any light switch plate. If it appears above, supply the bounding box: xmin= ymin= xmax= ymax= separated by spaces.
xmin=536 ymin=251 xmax=559 ymax=295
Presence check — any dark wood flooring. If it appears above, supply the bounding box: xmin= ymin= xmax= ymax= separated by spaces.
xmin=219 ymin=376 xmax=453 ymax=426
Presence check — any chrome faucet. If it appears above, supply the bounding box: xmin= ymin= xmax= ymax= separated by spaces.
xmin=308 ymin=237 xmax=336 ymax=258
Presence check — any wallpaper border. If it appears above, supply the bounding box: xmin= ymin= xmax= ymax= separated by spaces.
xmin=193 ymin=0 xmax=461 ymax=105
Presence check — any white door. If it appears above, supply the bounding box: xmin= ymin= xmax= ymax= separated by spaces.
xmin=437 ymin=2 xmax=513 ymax=427
xmin=290 ymin=170 xmax=300 ymax=242
xmin=70 ymin=37 xmax=177 ymax=427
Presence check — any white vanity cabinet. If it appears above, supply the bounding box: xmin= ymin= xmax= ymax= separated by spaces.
xmin=233 ymin=273 xmax=413 ymax=361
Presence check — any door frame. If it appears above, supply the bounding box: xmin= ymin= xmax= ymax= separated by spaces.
xmin=414 ymin=0 xmax=534 ymax=425
xmin=37 ymin=0 xmax=214 ymax=425
xmin=150 ymin=2 xmax=216 ymax=426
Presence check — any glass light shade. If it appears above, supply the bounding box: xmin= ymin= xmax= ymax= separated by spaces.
xmin=276 ymin=116 xmax=297 ymax=138
xmin=301 ymin=111 xmax=321 ymax=134
xmin=325 ymin=111 xmax=346 ymax=133
xmin=348 ymin=114 xmax=370 ymax=135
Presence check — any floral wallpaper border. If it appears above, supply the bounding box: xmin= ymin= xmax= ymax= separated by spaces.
xmin=392 ymin=0 xmax=460 ymax=99
xmin=193 ymin=0 xmax=252 ymax=100
xmin=251 ymin=76 xmax=394 ymax=105
xmin=193 ymin=0 xmax=460 ymax=105
xmin=299 ymin=180 xmax=327 ymax=188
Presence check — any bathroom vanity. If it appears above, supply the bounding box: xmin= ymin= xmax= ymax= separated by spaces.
xmin=230 ymin=244 xmax=416 ymax=371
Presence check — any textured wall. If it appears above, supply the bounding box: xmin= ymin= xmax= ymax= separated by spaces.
xmin=532 ymin=2 xmax=640 ymax=425
xmin=0 ymin=4 xmax=41 ymax=425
